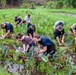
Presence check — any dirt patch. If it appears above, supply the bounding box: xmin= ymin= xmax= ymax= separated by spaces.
xmin=4 ymin=44 xmax=15 ymax=50
xmin=66 ymin=52 xmax=76 ymax=66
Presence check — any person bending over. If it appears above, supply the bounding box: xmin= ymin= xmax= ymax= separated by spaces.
xmin=16 ymin=33 xmax=35 ymax=52
xmin=33 ymin=35 xmax=56 ymax=57
xmin=23 ymin=20 xmax=32 ymax=28
xmin=27 ymin=25 xmax=36 ymax=38
xmin=1 ymin=22 xmax=14 ymax=39
xmin=54 ymin=21 xmax=65 ymax=45
xmin=70 ymin=23 xmax=76 ymax=40
xmin=14 ymin=16 xmax=22 ymax=27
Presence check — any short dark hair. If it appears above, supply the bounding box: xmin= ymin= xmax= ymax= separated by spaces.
xmin=1 ymin=23 xmax=4 ymax=26
xmin=15 ymin=16 xmax=18 ymax=19
xmin=34 ymin=35 xmax=40 ymax=39
xmin=1 ymin=23 xmax=5 ymax=28
xmin=23 ymin=20 xmax=26 ymax=23
xmin=16 ymin=33 xmax=23 ymax=39
xmin=28 ymin=14 xmax=30 ymax=17
xmin=59 ymin=22 xmax=63 ymax=25
xmin=31 ymin=25 xmax=35 ymax=28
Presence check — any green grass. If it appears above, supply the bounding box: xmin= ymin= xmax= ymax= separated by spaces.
xmin=0 ymin=8 xmax=76 ymax=48
xmin=0 ymin=8 xmax=76 ymax=75
xmin=0 ymin=8 xmax=76 ymax=50
xmin=0 ymin=66 xmax=12 ymax=75
xmin=0 ymin=9 xmax=76 ymax=31
xmin=48 ymin=9 xmax=76 ymax=14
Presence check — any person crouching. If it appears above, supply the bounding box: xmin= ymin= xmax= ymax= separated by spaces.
xmin=16 ymin=33 xmax=35 ymax=52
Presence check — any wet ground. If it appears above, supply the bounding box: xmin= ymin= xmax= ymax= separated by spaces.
xmin=67 ymin=53 xmax=76 ymax=66
xmin=0 ymin=44 xmax=76 ymax=75
xmin=0 ymin=61 xmax=46 ymax=75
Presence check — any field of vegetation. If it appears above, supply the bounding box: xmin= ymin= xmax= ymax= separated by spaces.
xmin=0 ymin=9 xmax=76 ymax=75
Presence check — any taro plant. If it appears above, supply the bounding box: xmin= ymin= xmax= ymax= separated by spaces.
xmin=0 ymin=45 xmax=10 ymax=57
xmin=0 ymin=66 xmax=12 ymax=75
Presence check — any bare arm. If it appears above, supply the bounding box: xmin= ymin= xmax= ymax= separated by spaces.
xmin=29 ymin=34 xmax=32 ymax=38
xmin=2 ymin=29 xmax=4 ymax=36
xmin=73 ymin=30 xmax=76 ymax=40
xmin=21 ymin=36 xmax=25 ymax=40
xmin=26 ymin=45 xmax=29 ymax=52
xmin=23 ymin=44 xmax=29 ymax=52
xmin=19 ymin=21 xmax=22 ymax=25
xmin=57 ymin=37 xmax=61 ymax=45
xmin=33 ymin=32 xmax=36 ymax=37
xmin=62 ymin=35 xmax=65 ymax=43
xmin=38 ymin=46 xmax=47 ymax=54
xmin=4 ymin=30 xmax=10 ymax=38
xmin=23 ymin=44 xmax=26 ymax=51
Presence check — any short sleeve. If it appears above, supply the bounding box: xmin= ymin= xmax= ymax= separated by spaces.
xmin=6 ymin=26 xmax=10 ymax=30
xmin=24 ymin=16 xmax=27 ymax=21
xmin=38 ymin=41 xmax=46 ymax=47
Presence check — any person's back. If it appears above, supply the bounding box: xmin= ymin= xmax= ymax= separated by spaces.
xmin=15 ymin=17 xmax=22 ymax=23
xmin=4 ymin=22 xmax=13 ymax=33
xmin=22 ymin=36 xmax=33 ymax=45
xmin=27 ymin=23 xmax=32 ymax=28
xmin=17 ymin=18 xmax=22 ymax=24
xmin=40 ymin=36 xmax=53 ymax=46
xmin=24 ymin=14 xmax=31 ymax=23
xmin=71 ymin=23 xmax=76 ymax=29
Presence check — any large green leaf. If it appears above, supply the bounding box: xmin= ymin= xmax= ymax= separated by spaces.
xmin=41 ymin=55 xmax=48 ymax=62
xmin=0 ymin=45 xmax=10 ymax=57
xmin=67 ymin=69 xmax=72 ymax=75
xmin=27 ymin=52 xmax=33 ymax=60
